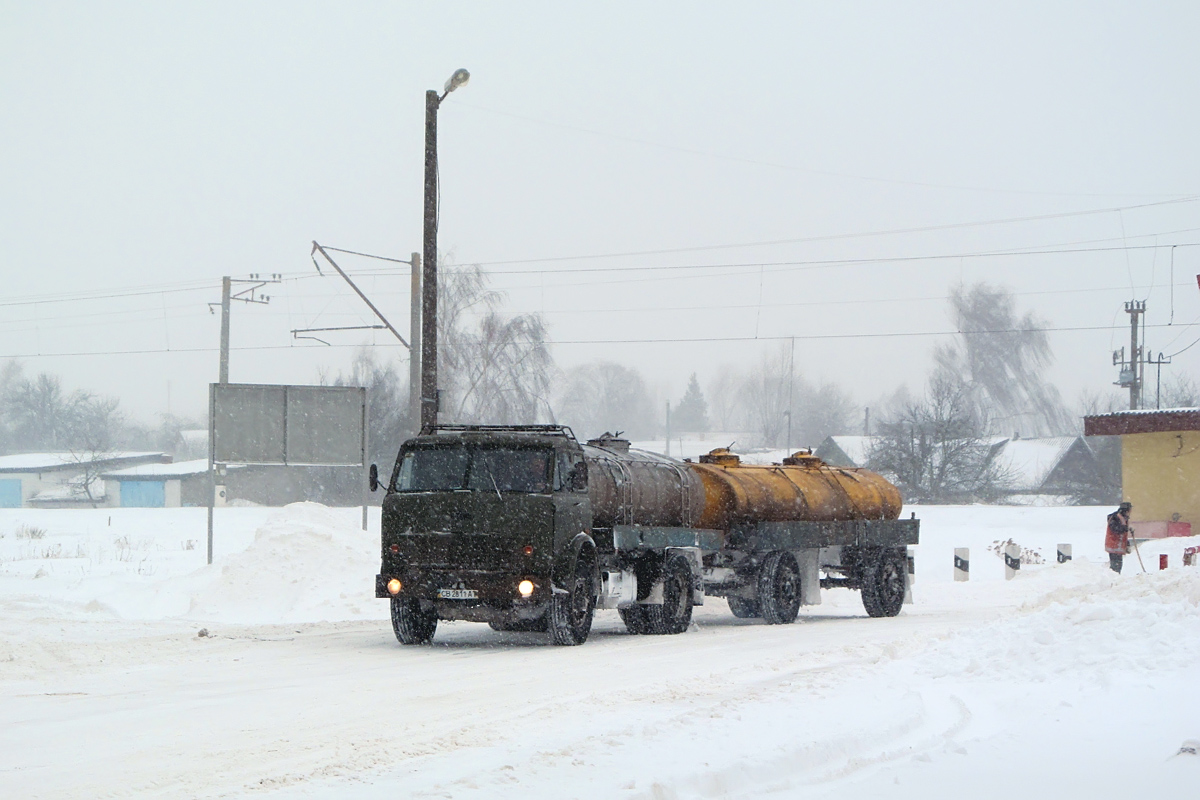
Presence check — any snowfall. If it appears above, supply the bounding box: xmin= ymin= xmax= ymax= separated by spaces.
xmin=1 ymin=503 xmax=1197 ymax=799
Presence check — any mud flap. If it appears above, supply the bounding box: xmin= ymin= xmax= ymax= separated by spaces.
xmin=796 ymin=548 xmax=821 ymax=605
xmin=666 ymin=546 xmax=705 ymax=606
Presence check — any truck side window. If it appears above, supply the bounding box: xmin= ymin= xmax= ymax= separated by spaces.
xmin=554 ymin=452 xmax=571 ymax=492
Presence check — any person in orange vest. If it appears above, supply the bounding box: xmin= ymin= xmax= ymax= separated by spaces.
xmin=1105 ymin=502 xmax=1132 ymax=573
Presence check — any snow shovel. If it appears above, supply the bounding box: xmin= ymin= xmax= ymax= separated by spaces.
xmin=1130 ymin=530 xmax=1147 ymax=573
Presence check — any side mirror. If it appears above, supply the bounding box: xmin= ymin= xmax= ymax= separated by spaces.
xmin=369 ymin=463 xmax=379 ymax=492
xmin=569 ymin=462 xmax=588 ymax=492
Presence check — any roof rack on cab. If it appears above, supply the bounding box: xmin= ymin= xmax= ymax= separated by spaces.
xmin=420 ymin=424 xmax=577 ymax=442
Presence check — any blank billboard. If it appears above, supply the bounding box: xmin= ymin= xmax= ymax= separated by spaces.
xmin=211 ymin=383 xmax=365 ymax=466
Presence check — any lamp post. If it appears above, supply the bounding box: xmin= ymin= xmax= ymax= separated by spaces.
xmin=421 ymin=68 xmax=470 ymax=431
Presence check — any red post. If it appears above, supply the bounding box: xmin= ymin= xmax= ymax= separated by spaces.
xmin=1159 ymin=554 xmax=1168 ymax=570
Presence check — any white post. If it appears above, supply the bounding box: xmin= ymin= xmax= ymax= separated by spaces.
xmin=954 ymin=547 xmax=969 ymax=581
xmin=1057 ymin=543 xmax=1072 ymax=563
xmin=1004 ymin=543 xmax=1021 ymax=580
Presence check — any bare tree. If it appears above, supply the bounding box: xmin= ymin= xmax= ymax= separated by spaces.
xmin=437 ymin=264 xmax=553 ymax=424
xmin=329 ymin=349 xmax=411 ymax=464
xmin=1160 ymin=372 xmax=1200 ymax=408
xmin=63 ymin=395 xmax=124 ymax=507
xmin=868 ymin=376 xmax=1011 ymax=503
xmin=742 ymin=348 xmax=790 ymax=446
xmin=555 ymin=361 xmax=656 ymax=440
xmin=934 ymin=282 xmax=1072 ymax=437
xmin=705 ymin=366 xmax=743 ymax=432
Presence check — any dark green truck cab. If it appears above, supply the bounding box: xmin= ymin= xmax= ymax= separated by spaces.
xmin=375 ymin=425 xmax=598 ymax=644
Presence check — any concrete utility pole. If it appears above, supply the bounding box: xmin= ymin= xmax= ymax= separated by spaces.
xmin=214 ymin=275 xmax=276 ymax=384
xmin=409 ymin=252 xmax=421 ymax=435
xmin=1127 ymin=300 xmax=1145 ymax=410
xmin=219 ymin=276 xmax=231 ymax=384
xmin=421 ymin=68 xmax=470 ymax=432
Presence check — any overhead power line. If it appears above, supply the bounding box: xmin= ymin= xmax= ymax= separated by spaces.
xmin=5 ymin=321 xmax=1197 ymax=361
xmin=463 ymin=195 xmax=1200 ymax=267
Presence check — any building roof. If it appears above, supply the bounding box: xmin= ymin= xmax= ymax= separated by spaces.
xmin=1084 ymin=408 xmax=1200 ymax=436
xmin=989 ymin=437 xmax=1082 ymax=492
xmin=0 ymin=452 xmax=168 ymax=474
xmin=101 ymin=459 xmax=238 ymax=479
xmin=814 ymin=435 xmax=878 ymax=467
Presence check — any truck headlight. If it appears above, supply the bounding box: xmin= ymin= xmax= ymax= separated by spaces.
xmin=518 ymin=580 xmax=535 ymax=597
xmin=387 ymin=579 xmax=402 ymax=595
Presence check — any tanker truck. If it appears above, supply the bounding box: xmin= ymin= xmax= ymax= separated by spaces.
xmin=373 ymin=425 xmax=918 ymax=646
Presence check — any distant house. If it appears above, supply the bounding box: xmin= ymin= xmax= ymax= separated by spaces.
xmin=101 ymin=459 xmax=242 ymax=508
xmin=1085 ymin=408 xmax=1199 ymax=535
xmin=0 ymin=452 xmax=170 ymax=508
xmin=988 ymin=436 xmax=1104 ymax=501
xmin=814 ymin=433 xmax=1115 ymax=504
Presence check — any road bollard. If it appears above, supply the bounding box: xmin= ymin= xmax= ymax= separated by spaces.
xmin=1160 ymin=554 xmax=1168 ymax=570
xmin=954 ymin=547 xmax=969 ymax=581
xmin=1004 ymin=543 xmax=1021 ymax=580
xmin=1057 ymin=543 xmax=1072 ymax=563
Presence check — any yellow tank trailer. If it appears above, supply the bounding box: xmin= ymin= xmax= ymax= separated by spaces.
xmin=688 ymin=448 xmax=902 ymax=530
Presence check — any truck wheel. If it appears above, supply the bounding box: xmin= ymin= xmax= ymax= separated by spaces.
xmin=548 ymin=553 xmax=597 ymax=645
xmin=645 ymin=552 xmax=694 ymax=635
xmin=391 ymin=597 xmax=437 ymax=644
xmin=757 ymin=551 xmax=801 ymax=625
xmin=619 ymin=605 xmax=649 ymax=634
xmin=726 ymin=595 xmax=760 ymax=618
xmin=861 ymin=550 xmax=905 ymax=618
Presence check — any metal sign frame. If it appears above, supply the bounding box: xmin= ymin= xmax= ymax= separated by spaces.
xmin=206 ymin=383 xmax=369 ymax=564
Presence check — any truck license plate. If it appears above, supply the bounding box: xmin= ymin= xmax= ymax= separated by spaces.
xmin=437 ymin=588 xmax=478 ymax=600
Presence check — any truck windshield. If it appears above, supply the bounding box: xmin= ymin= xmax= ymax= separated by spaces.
xmin=395 ymin=446 xmax=552 ymax=493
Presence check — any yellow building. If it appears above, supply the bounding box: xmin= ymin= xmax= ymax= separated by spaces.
xmin=1085 ymin=409 xmax=1200 ymax=532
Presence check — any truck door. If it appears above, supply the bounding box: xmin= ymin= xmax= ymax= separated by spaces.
xmin=554 ymin=450 xmax=590 ymax=548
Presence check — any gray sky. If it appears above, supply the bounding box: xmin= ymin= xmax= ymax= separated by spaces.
xmin=3 ymin=1 xmax=1199 ymax=424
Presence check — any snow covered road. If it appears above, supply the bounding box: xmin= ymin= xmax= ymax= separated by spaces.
xmin=1 ymin=505 xmax=1197 ymax=798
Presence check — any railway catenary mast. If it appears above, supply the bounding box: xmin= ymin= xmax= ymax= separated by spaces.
xmin=374 ymin=426 xmax=917 ymax=645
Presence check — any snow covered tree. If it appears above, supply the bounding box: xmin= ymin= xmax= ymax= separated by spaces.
xmin=672 ymin=374 xmax=709 ymax=433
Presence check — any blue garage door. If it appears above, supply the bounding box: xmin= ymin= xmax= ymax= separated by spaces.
xmin=0 ymin=479 xmax=21 ymax=508
xmin=120 ymin=480 xmax=165 ymax=508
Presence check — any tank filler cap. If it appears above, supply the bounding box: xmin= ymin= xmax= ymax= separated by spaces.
xmin=699 ymin=448 xmax=741 ymax=467
xmin=782 ymin=450 xmax=824 ymax=467
xmin=586 ymin=433 xmax=631 ymax=453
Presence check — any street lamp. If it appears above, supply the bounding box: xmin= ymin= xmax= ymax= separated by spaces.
xmin=420 ymin=68 xmax=470 ymax=431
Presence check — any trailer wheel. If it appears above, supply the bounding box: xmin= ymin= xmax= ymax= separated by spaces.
xmin=861 ymin=550 xmax=905 ymax=618
xmin=645 ymin=552 xmax=694 ymax=635
xmin=548 ymin=552 xmax=597 ymax=645
xmin=726 ymin=596 xmax=760 ymax=618
xmin=619 ymin=605 xmax=650 ymax=634
xmin=757 ymin=551 xmax=801 ymax=625
xmin=391 ymin=597 xmax=437 ymax=645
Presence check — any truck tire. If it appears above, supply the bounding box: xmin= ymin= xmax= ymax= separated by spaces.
xmin=548 ymin=552 xmax=597 ymax=645
xmin=726 ymin=595 xmax=760 ymax=618
xmin=619 ymin=605 xmax=650 ymax=634
xmin=861 ymin=549 xmax=905 ymax=618
xmin=391 ymin=597 xmax=437 ymax=644
xmin=757 ymin=551 xmax=801 ymax=625
xmin=645 ymin=552 xmax=694 ymax=635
